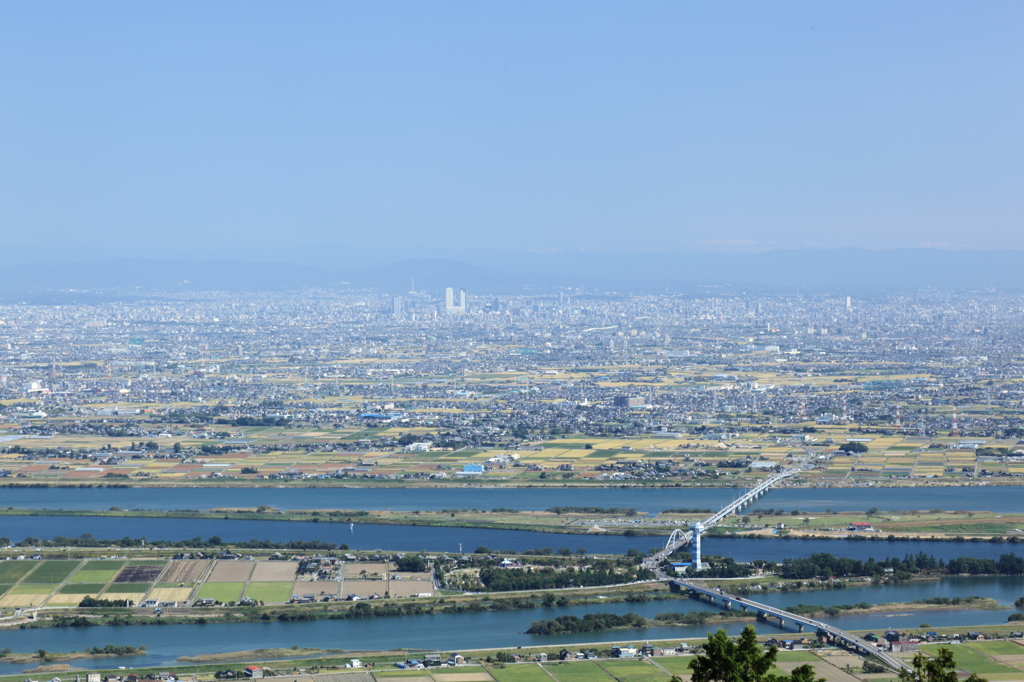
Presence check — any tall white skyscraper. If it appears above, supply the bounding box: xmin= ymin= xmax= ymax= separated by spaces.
xmin=445 ymin=287 xmax=466 ymax=314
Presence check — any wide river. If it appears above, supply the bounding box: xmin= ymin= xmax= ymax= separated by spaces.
xmin=3 ymin=484 xmax=1020 ymax=514
xmin=3 ymin=515 xmax=1022 ymax=562
xmin=0 ymin=576 xmax=1020 ymax=674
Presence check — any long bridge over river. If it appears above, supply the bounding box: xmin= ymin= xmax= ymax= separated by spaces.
xmin=644 ymin=459 xmax=808 ymax=569
xmin=673 ymin=579 xmax=913 ymax=674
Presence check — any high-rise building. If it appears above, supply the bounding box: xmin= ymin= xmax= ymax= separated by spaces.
xmin=445 ymin=287 xmax=467 ymax=314
xmin=392 ymin=295 xmax=404 ymax=318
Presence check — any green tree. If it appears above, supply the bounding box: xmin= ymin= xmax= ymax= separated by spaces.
xmin=690 ymin=626 xmax=825 ymax=682
xmin=898 ymin=648 xmax=986 ymax=682
xmin=689 ymin=626 xmax=777 ymax=682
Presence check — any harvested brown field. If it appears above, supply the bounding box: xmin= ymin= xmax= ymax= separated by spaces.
xmin=339 ymin=580 xmax=383 ymax=598
xmin=114 ymin=565 xmax=165 ymax=583
xmin=291 ymin=579 xmax=340 ymax=598
xmin=149 ymin=587 xmax=194 ymax=602
xmin=432 ymin=674 xmax=494 ymax=682
xmin=387 ymin=580 xmax=434 ymax=598
xmin=251 ymin=561 xmax=298 ymax=582
xmin=162 ymin=561 xmax=209 ymax=583
xmin=345 ymin=563 xmax=390 ymax=578
xmin=0 ymin=594 xmax=50 ymax=607
xmin=207 ymin=561 xmax=254 ymax=583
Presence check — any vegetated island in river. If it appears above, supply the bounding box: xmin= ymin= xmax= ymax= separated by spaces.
xmin=0 ymin=644 xmax=146 ymax=664
xmin=177 ymin=648 xmax=329 ymax=663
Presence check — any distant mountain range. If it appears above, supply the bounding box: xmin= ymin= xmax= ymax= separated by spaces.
xmin=1 ymin=248 xmax=1021 ymax=300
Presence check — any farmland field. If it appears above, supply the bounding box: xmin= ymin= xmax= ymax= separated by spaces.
xmin=544 ymin=662 xmax=616 ymax=682
xmin=650 ymin=658 xmax=694 ymax=675
xmin=161 ymin=560 xmax=209 ymax=583
xmin=597 ymin=660 xmax=671 ymax=682
xmin=71 ymin=561 xmax=125 ymax=584
xmin=387 ymin=580 xmax=434 ymax=597
xmin=0 ymin=562 xmax=39 ymax=583
xmin=489 ymin=665 xmax=556 ymax=682
xmin=920 ymin=645 xmax=1020 ymax=675
xmin=58 ymin=583 xmax=107 ymax=594
xmin=197 ymin=581 xmax=245 ymax=603
xmin=23 ymin=560 xmax=80 ymax=583
xmin=207 ymin=561 xmax=254 ymax=582
xmin=337 ymin=580 xmax=380 ymax=598
xmin=114 ymin=565 xmax=165 ymax=583
xmin=149 ymin=587 xmax=193 ymax=602
xmin=250 ymin=561 xmax=298 ymax=581
xmin=105 ymin=582 xmax=152 ymax=593
xmin=243 ymin=582 xmax=294 ymax=603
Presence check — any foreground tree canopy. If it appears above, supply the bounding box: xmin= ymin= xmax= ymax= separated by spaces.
xmin=687 ymin=626 xmax=987 ymax=682
xmin=688 ymin=626 xmax=825 ymax=682
xmin=899 ymin=648 xmax=987 ymax=682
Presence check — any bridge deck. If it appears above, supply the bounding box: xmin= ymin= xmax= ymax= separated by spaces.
xmin=673 ymin=580 xmax=911 ymax=673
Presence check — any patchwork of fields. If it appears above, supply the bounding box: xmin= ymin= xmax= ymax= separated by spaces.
xmin=0 ymin=557 xmax=432 ymax=608
xmin=0 ymin=429 xmax=1015 ymax=483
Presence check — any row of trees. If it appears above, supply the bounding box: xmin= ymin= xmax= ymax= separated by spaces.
xmin=777 ymin=551 xmax=1024 ymax=579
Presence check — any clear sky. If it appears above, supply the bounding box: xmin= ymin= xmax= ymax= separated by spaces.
xmin=1 ymin=2 xmax=1022 ymax=265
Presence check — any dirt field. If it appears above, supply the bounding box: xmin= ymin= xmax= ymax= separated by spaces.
xmin=207 ymin=561 xmax=255 ymax=582
xmin=162 ymin=561 xmax=209 ymax=583
xmin=387 ymin=580 xmax=434 ymax=597
xmin=339 ymin=580 xmax=384 ymax=598
xmin=114 ymin=565 xmax=165 ymax=583
xmin=291 ymin=579 xmax=341 ymax=598
xmin=433 ymin=674 xmax=494 ymax=682
xmin=345 ymin=563 xmax=390 ymax=578
xmin=149 ymin=587 xmax=194 ymax=602
xmin=251 ymin=561 xmax=299 ymax=581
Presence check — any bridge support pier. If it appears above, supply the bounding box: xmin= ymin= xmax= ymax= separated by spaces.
xmin=798 ymin=624 xmax=804 ymax=632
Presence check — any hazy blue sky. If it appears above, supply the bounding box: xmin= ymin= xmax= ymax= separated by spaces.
xmin=2 ymin=2 xmax=1022 ymax=264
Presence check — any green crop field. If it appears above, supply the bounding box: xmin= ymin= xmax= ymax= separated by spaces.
xmin=965 ymin=641 xmax=1024 ymax=656
xmin=598 ymin=659 xmax=671 ymax=682
xmin=82 ymin=560 xmax=126 ymax=570
xmin=59 ymin=583 xmax=107 ymax=594
xmin=775 ymin=652 xmax=819 ymax=662
xmin=9 ymin=583 xmax=55 ymax=595
xmin=24 ymin=560 xmax=80 ymax=583
xmin=544 ymin=662 xmax=617 ymax=682
xmin=105 ymin=582 xmax=152 ymax=593
xmin=197 ymin=582 xmax=245 ymax=603
xmin=71 ymin=565 xmax=124 ymax=583
xmin=651 ymin=658 xmax=695 ymax=675
xmin=920 ymin=645 xmax=1020 ymax=675
xmin=490 ymin=663 xmax=559 ymax=682
xmin=0 ymin=562 xmax=37 ymax=583
xmin=243 ymin=582 xmax=294 ymax=603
